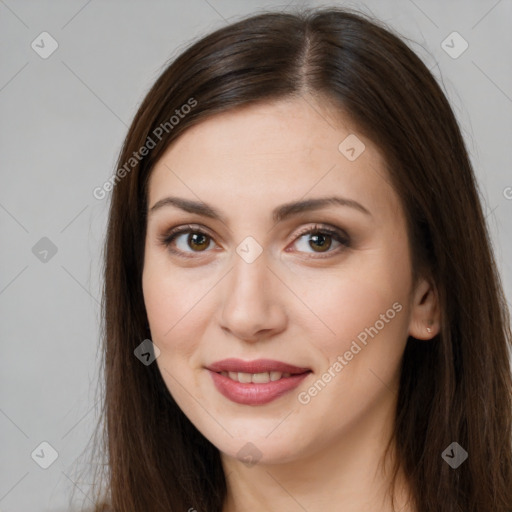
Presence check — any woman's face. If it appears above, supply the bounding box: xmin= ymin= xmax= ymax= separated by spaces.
xmin=142 ymin=97 xmax=423 ymax=465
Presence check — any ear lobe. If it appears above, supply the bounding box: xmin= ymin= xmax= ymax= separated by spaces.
xmin=408 ymin=277 xmax=441 ymax=340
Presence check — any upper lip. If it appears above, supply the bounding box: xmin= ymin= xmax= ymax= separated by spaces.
xmin=207 ymin=358 xmax=311 ymax=375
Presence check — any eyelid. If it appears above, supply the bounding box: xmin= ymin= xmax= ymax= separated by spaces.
xmin=291 ymin=223 xmax=349 ymax=244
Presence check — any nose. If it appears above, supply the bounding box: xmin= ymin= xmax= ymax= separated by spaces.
xmin=218 ymin=251 xmax=287 ymax=343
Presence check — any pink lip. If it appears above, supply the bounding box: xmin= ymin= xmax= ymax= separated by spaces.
xmin=206 ymin=358 xmax=311 ymax=405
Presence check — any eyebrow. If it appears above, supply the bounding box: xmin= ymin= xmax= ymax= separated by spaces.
xmin=148 ymin=195 xmax=372 ymax=223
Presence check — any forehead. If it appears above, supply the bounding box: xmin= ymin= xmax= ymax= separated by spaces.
xmin=147 ymin=97 xmax=400 ymax=222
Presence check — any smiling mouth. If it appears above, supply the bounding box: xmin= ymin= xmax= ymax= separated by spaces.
xmin=206 ymin=358 xmax=312 ymax=405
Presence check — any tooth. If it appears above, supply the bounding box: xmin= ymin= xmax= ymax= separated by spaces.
xmin=224 ymin=371 xmax=289 ymax=383
xmin=252 ymin=372 xmax=270 ymax=383
xmin=238 ymin=372 xmax=252 ymax=383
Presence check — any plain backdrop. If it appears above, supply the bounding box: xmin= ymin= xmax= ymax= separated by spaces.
xmin=1 ymin=0 xmax=511 ymax=510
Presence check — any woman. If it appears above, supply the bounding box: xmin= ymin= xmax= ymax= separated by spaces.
xmin=85 ymin=6 xmax=512 ymax=511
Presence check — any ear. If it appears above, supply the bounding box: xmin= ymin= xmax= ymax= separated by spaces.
xmin=408 ymin=276 xmax=441 ymax=340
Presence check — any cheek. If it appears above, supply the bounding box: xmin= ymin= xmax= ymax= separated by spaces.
xmin=291 ymin=268 xmax=409 ymax=430
xmin=303 ymin=275 xmax=402 ymax=356
xmin=142 ymin=258 xmax=204 ymax=357
xmin=142 ymin=263 xmax=208 ymax=408
xmin=294 ymin=247 xmax=411 ymax=370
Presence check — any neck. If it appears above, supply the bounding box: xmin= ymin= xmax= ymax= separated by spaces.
xmin=220 ymin=390 xmax=414 ymax=512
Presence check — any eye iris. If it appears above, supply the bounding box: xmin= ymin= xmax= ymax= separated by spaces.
xmin=189 ymin=232 xmax=209 ymax=251
xmin=309 ymin=232 xmax=331 ymax=252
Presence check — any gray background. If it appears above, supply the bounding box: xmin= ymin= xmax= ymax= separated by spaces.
xmin=1 ymin=0 xmax=511 ymax=510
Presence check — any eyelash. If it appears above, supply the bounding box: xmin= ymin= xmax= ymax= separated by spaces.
xmin=158 ymin=223 xmax=351 ymax=259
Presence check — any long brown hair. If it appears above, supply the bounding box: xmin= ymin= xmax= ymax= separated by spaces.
xmin=82 ymin=6 xmax=512 ymax=511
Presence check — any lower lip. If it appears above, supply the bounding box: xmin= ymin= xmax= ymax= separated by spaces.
xmin=208 ymin=370 xmax=310 ymax=405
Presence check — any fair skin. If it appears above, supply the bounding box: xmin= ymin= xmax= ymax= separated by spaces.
xmin=142 ymin=95 xmax=440 ymax=512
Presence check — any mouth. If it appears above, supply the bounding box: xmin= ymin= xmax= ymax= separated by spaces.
xmin=206 ymin=358 xmax=312 ymax=405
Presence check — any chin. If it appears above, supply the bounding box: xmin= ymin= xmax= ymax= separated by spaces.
xmin=192 ymin=414 xmax=316 ymax=466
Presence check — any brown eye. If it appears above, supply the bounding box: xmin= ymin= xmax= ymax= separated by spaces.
xmin=160 ymin=225 xmax=216 ymax=257
xmin=291 ymin=224 xmax=350 ymax=257
xmin=187 ymin=232 xmax=210 ymax=251
xmin=307 ymin=232 xmax=332 ymax=252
